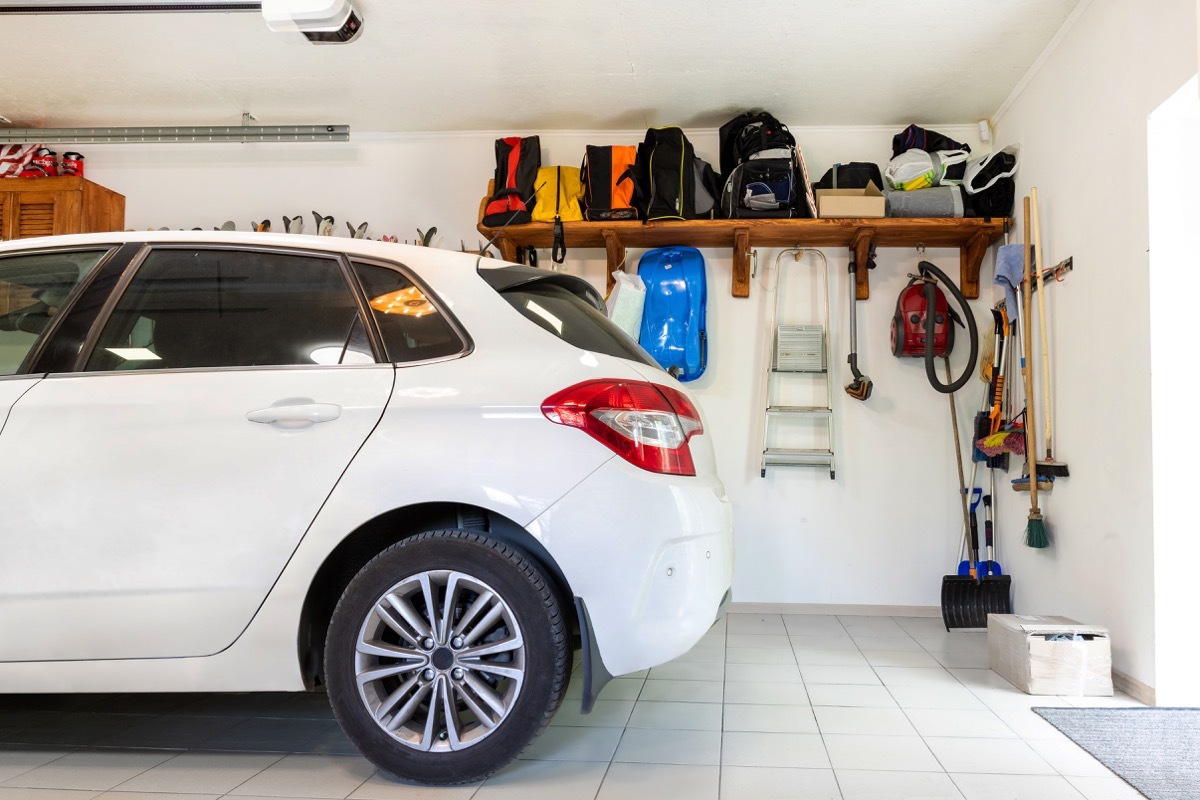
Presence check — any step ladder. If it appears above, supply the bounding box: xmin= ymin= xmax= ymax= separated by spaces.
xmin=760 ymin=248 xmax=835 ymax=479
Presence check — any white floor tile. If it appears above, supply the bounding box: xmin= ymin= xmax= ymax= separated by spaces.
xmin=806 ymin=685 xmax=897 ymax=708
xmin=726 ymin=614 xmax=788 ymax=635
xmin=1065 ymin=775 xmax=1149 ymax=800
xmin=638 ymin=679 xmax=724 ymax=703
xmin=2 ymin=751 xmax=177 ymax=792
xmin=789 ymin=635 xmax=859 ymax=650
xmin=873 ymin=667 xmax=963 ymax=687
xmin=595 ymin=762 xmax=718 ymax=800
xmin=904 ymin=708 xmax=1018 ymax=738
xmin=611 ymin=728 xmax=721 ymax=766
xmin=100 ymin=792 xmax=221 ymax=800
xmin=889 ymin=684 xmax=988 ymax=710
xmin=720 ymin=765 xmax=841 ymax=800
xmin=782 ymin=615 xmax=848 ymax=636
xmin=111 ymin=753 xmax=281 ymax=795
xmin=722 ymin=704 xmax=819 ymax=734
xmin=225 ymin=754 xmax=376 ymax=798
xmin=799 ymin=666 xmax=881 ymax=686
xmin=993 ymin=708 xmax=1073 ymax=740
xmin=672 ymin=642 xmax=727 ymax=664
xmin=852 ymin=636 xmax=925 ymax=652
xmin=823 ymin=733 xmax=942 ymax=771
xmin=475 ymin=759 xmax=609 ymax=800
xmin=0 ymin=790 xmax=100 ymax=800
xmin=1033 ymin=737 xmax=1119 ymax=777
xmin=727 ymin=634 xmax=796 ymax=649
xmin=917 ymin=632 xmax=990 ymax=653
xmin=838 ymin=617 xmax=907 ymax=636
xmin=521 ymin=726 xmax=623 ymax=762
xmin=725 ymin=664 xmax=804 ymax=683
xmin=928 ymin=650 xmax=992 ymax=669
xmin=349 ymin=770 xmax=480 ymax=799
xmin=721 ymin=731 xmax=830 ymax=769
xmin=627 ymin=701 xmax=722 ymax=731
xmin=837 ymin=769 xmax=966 ymax=799
xmin=0 ymin=753 xmax=71 ymax=784
xmin=950 ymin=772 xmax=1087 ymax=799
xmin=792 ymin=648 xmax=870 ymax=667
xmin=646 ymin=661 xmax=725 ymax=682
xmin=895 ymin=617 xmax=954 ymax=636
xmin=724 ymin=681 xmax=810 ymax=706
xmin=726 ymin=647 xmax=798 ymax=665
xmin=1063 ymin=693 xmax=1146 ymax=709
xmin=550 ymin=699 xmax=634 ymax=728
xmin=925 ymin=737 xmax=1057 ymax=775
xmin=813 ymin=706 xmax=918 ymax=736
xmin=565 ymin=677 xmax=643 ymax=702
xmin=861 ymin=650 xmax=943 ymax=668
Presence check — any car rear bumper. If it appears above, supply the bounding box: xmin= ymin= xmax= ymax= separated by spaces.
xmin=527 ymin=455 xmax=734 ymax=677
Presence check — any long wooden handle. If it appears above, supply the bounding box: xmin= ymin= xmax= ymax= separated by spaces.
xmin=1031 ymin=187 xmax=1053 ymax=457
xmin=1023 ymin=197 xmax=1040 ymax=511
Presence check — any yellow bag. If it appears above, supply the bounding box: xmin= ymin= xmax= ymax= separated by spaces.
xmin=532 ymin=166 xmax=584 ymax=223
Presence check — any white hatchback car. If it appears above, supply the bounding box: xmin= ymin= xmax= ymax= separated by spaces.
xmin=0 ymin=231 xmax=733 ymax=784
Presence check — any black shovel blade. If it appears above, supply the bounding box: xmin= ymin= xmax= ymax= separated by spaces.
xmin=941 ymin=574 xmax=1013 ymax=630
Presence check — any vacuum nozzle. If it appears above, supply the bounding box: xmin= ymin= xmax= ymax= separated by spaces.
xmin=845 ymin=377 xmax=873 ymax=401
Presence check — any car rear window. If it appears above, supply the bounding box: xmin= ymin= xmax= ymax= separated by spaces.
xmin=499 ymin=281 xmax=657 ymax=368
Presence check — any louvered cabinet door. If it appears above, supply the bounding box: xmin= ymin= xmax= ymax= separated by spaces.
xmin=8 ymin=190 xmax=80 ymax=239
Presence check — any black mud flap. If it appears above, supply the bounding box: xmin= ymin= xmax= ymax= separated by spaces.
xmin=574 ymin=597 xmax=613 ymax=713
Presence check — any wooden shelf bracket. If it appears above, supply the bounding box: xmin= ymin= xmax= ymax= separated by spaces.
xmin=849 ymin=227 xmax=876 ymax=301
xmin=960 ymin=231 xmax=991 ymax=300
xmin=733 ymin=229 xmax=751 ymax=298
xmin=601 ymin=229 xmax=625 ymax=294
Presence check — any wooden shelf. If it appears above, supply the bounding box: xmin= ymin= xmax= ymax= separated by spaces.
xmin=477 ymin=189 xmax=1008 ymax=300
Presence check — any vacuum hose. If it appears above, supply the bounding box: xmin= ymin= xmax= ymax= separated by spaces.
xmin=919 ymin=261 xmax=978 ymax=394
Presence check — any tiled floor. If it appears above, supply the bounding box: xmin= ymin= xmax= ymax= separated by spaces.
xmin=0 ymin=613 xmax=1147 ymax=799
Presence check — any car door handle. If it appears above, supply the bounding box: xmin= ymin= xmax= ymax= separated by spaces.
xmin=246 ymin=403 xmax=342 ymax=426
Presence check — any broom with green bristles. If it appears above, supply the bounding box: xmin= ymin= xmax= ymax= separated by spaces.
xmin=1021 ymin=197 xmax=1049 ymax=548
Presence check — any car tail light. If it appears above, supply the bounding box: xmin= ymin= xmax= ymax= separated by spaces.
xmin=541 ymin=380 xmax=704 ymax=476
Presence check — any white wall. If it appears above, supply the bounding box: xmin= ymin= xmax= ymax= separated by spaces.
xmin=992 ymin=0 xmax=1197 ymax=690
xmin=82 ymin=123 xmax=999 ymax=611
xmin=1148 ymin=77 xmax=1200 ymax=706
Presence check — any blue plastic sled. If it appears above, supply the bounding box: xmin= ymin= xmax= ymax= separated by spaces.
xmin=637 ymin=246 xmax=707 ymax=382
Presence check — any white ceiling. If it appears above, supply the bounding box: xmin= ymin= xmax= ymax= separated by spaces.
xmin=0 ymin=1 xmax=1081 ymax=133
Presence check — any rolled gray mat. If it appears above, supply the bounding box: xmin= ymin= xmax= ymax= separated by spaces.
xmin=885 ymin=187 xmax=964 ymax=218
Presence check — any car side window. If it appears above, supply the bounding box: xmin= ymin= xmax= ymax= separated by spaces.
xmin=85 ymin=248 xmax=372 ymax=372
xmin=0 ymin=249 xmax=111 ymax=376
xmin=352 ymin=261 xmax=466 ymax=363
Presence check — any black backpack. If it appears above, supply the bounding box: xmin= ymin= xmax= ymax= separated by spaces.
xmin=717 ymin=111 xmax=815 ymax=219
xmin=635 ymin=127 xmax=723 ymax=221
xmin=481 ymin=136 xmax=540 ymax=227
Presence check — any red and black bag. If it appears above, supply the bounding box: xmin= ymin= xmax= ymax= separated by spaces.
xmin=482 ymin=136 xmax=541 ymax=227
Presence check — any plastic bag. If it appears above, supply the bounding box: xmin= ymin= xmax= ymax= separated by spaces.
xmin=606 ymin=270 xmax=646 ymax=340
xmin=885 ymin=148 xmax=969 ymax=191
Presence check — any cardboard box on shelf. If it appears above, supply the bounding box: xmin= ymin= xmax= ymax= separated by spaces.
xmin=814 ymin=182 xmax=885 ymax=218
xmin=988 ymin=614 xmax=1113 ymax=696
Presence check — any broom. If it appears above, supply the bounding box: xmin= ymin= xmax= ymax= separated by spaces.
xmin=1021 ymin=196 xmax=1048 ymax=548
xmin=1030 ymin=188 xmax=1069 ymax=478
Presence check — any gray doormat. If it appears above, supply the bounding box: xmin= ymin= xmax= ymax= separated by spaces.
xmin=1034 ymin=707 xmax=1200 ymax=800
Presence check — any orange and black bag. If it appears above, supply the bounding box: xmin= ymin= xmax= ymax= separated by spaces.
xmin=581 ymin=145 xmax=639 ymax=221
xmin=482 ymin=136 xmax=541 ymax=227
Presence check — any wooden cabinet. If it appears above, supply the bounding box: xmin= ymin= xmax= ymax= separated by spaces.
xmin=0 ymin=177 xmax=125 ymax=241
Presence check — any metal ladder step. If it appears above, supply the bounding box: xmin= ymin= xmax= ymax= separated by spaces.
xmin=761 ymin=448 xmax=836 ymax=479
xmin=772 ymin=368 xmax=828 ymax=374
xmin=767 ymin=405 xmax=832 ymax=416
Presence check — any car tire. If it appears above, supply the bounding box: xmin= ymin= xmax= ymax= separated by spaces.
xmin=324 ymin=529 xmax=570 ymax=785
